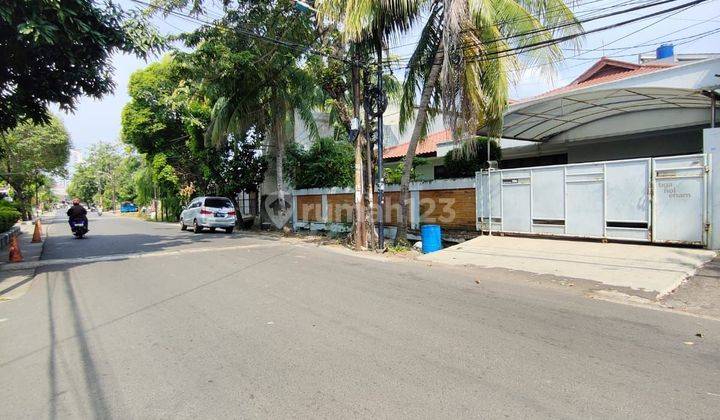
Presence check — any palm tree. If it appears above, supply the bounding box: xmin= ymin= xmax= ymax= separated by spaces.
xmin=318 ymin=0 xmax=580 ymax=244
xmin=393 ymin=0 xmax=581 ymax=242
xmin=317 ymin=0 xmax=424 ymax=248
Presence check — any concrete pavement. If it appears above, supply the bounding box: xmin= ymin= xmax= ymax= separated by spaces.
xmin=419 ymin=235 xmax=716 ymax=297
xmin=1 ymin=214 xmax=719 ymax=418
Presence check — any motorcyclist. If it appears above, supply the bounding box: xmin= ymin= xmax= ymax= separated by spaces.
xmin=66 ymin=198 xmax=89 ymax=231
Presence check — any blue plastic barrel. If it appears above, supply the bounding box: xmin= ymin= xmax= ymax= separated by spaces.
xmin=421 ymin=224 xmax=442 ymax=253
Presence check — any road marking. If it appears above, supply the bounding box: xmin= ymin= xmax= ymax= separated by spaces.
xmin=0 ymin=242 xmax=282 ymax=271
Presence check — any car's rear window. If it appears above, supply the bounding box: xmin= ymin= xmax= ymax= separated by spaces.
xmin=204 ymin=198 xmax=233 ymax=208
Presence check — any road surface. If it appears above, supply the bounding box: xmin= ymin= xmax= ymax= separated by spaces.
xmin=1 ymin=212 xmax=719 ymax=418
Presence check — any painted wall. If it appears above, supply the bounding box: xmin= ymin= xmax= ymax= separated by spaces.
xmin=567 ymin=129 xmax=703 ymax=163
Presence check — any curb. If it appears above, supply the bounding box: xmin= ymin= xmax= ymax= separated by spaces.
xmin=0 ymin=225 xmax=21 ymax=250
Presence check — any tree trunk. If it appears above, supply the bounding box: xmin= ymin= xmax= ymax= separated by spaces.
xmin=351 ymin=62 xmax=366 ymax=249
xmin=273 ymin=96 xmax=288 ymax=229
xmin=397 ymin=47 xmax=444 ymax=243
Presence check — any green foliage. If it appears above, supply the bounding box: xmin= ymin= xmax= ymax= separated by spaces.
xmin=0 ymin=207 xmax=21 ymax=232
xmin=133 ymin=160 xmax=154 ymax=207
xmin=387 ymin=244 xmax=411 ymax=254
xmin=212 ymin=134 xmax=268 ymax=200
xmin=68 ymin=164 xmax=98 ymax=205
xmin=121 ymin=57 xmax=203 ymax=156
xmin=68 ymin=143 xmax=142 ymax=209
xmin=176 ymin=0 xmax=319 ymax=148
xmin=285 ymin=137 xmax=354 ymax=189
xmin=0 ymin=0 xmax=163 ymax=131
xmin=442 ymin=137 xmax=502 ymax=178
xmin=0 ymin=200 xmax=22 ymax=213
xmin=150 ymin=153 xmax=179 ymax=195
xmin=0 ymin=116 xmax=70 ymax=219
xmin=384 ymin=157 xmax=428 ymax=184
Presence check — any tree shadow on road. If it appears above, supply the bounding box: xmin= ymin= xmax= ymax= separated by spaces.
xmin=41 ymin=231 xmax=281 ymax=261
xmin=45 ymin=271 xmax=113 ymax=420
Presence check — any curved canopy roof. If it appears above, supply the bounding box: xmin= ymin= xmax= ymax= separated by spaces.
xmin=498 ymin=57 xmax=720 ymax=142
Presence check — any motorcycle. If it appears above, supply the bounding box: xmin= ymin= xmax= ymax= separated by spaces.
xmin=70 ymin=219 xmax=88 ymax=239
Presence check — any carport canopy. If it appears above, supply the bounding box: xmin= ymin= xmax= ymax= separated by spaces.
xmin=497 ymin=57 xmax=720 ymax=142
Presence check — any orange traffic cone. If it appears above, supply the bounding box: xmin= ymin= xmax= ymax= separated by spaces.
xmin=8 ymin=234 xmax=23 ymax=263
xmin=31 ymin=219 xmax=42 ymax=243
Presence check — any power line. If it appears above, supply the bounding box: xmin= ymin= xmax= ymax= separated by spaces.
xmin=382 ymin=0 xmax=688 ymax=70
xmin=387 ymin=0 xmax=658 ymax=55
xmin=468 ymin=0 xmax=682 ymax=47
xmin=386 ymin=0 xmax=653 ymax=52
xmin=435 ymin=0 xmax=711 ymax=65
xmin=386 ymin=0 xmax=707 ymax=69
xmin=130 ymin=0 xmax=352 ymax=64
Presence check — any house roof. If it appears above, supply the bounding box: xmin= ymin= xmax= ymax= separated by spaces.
xmin=383 ymin=57 xmax=718 ymax=155
xmin=383 ymin=129 xmax=451 ymax=160
xmin=496 ymin=56 xmax=719 ymax=142
xmin=518 ymin=57 xmax=675 ymax=103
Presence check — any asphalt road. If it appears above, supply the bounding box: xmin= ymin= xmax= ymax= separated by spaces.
xmin=1 ymin=213 xmax=719 ymax=418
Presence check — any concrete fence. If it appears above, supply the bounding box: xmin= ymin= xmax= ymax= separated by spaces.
xmin=291 ymin=178 xmax=476 ymax=237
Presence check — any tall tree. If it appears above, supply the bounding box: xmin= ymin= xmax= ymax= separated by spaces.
xmin=395 ymin=0 xmax=580 ymax=242
xmin=317 ymin=0 xmax=421 ymax=248
xmin=178 ymin=0 xmax=320 ymax=227
xmin=0 ymin=116 xmax=70 ymax=219
xmin=0 ymin=0 xmax=162 ymax=131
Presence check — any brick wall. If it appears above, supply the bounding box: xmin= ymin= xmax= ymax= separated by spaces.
xmin=419 ymin=188 xmax=476 ymax=229
xmin=296 ymin=195 xmax=322 ymax=222
xmin=327 ymin=194 xmax=353 ymax=223
xmin=376 ymin=191 xmax=401 ymax=226
xmin=293 ymin=178 xmax=476 ymax=231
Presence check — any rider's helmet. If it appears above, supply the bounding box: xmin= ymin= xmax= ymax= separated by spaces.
xmin=72 ymin=198 xmax=80 ymax=205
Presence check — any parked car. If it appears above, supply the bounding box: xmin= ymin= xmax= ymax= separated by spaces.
xmin=180 ymin=196 xmax=237 ymax=233
xmin=120 ymin=202 xmax=138 ymax=213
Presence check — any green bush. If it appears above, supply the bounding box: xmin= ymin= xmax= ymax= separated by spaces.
xmin=0 ymin=209 xmax=21 ymax=233
xmin=0 ymin=200 xmax=21 ymax=212
xmin=442 ymin=137 xmax=501 ymax=179
xmin=384 ymin=157 xmax=428 ymax=184
xmin=285 ymin=136 xmax=354 ymax=189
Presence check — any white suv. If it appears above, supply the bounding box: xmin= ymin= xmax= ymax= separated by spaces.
xmin=180 ymin=196 xmax=237 ymax=233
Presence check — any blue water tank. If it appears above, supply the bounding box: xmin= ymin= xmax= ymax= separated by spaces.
xmin=656 ymin=44 xmax=674 ymax=60
xmin=421 ymin=224 xmax=442 ymax=253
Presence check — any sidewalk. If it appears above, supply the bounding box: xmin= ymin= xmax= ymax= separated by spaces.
xmin=0 ymin=220 xmax=48 ymax=300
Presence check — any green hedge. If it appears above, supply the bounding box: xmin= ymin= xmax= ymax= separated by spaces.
xmin=0 ymin=209 xmax=21 ymax=233
xmin=0 ymin=200 xmax=21 ymax=212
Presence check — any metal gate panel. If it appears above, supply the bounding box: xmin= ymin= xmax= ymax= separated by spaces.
xmin=501 ymin=169 xmax=531 ymax=233
xmin=565 ymin=164 xmax=605 ymax=237
xmin=476 ymin=153 xmax=708 ymax=246
xmin=652 ymin=154 xmax=707 ymax=245
xmin=476 ymin=171 xmax=502 ymax=232
xmin=605 ymin=159 xmax=651 ymax=241
xmin=531 ymin=167 xmax=565 ymax=235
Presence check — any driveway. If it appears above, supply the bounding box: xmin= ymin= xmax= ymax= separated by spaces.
xmin=419 ymin=235 xmax=716 ymax=297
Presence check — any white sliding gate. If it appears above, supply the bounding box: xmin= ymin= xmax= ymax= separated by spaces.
xmin=476 ymin=154 xmax=709 ymax=246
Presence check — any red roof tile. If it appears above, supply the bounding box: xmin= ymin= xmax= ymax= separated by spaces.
xmin=518 ymin=57 xmax=675 ymax=103
xmin=383 ymin=129 xmax=452 ymax=159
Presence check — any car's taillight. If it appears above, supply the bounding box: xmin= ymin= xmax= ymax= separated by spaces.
xmin=227 ymin=211 xmax=236 ymax=216
xmin=200 ymin=208 xmax=213 ymax=215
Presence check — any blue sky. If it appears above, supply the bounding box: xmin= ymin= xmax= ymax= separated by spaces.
xmin=55 ymin=0 xmax=720 ymax=153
